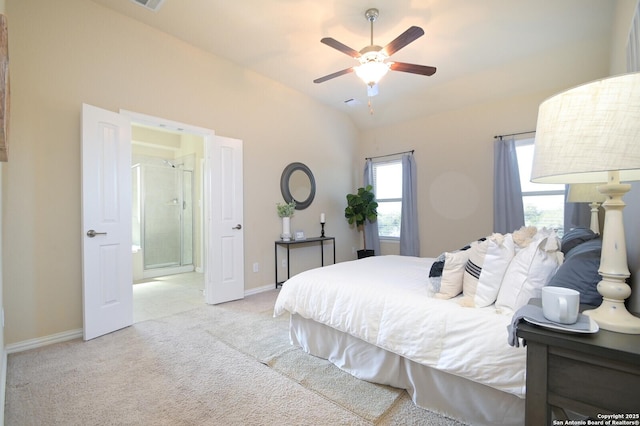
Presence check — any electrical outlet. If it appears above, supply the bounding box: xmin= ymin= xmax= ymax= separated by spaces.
xmin=352 ymin=247 xmax=356 ymax=254
xmin=281 ymin=259 xmax=287 ymax=268
xmin=252 ymin=262 xmax=259 ymax=273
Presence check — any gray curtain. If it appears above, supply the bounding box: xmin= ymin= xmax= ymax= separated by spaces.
xmin=363 ymin=160 xmax=381 ymax=254
xmin=400 ymin=154 xmax=420 ymax=256
xmin=493 ymin=138 xmax=525 ymax=234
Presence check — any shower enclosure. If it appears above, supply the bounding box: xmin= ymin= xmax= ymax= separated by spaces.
xmin=132 ymin=156 xmax=195 ymax=278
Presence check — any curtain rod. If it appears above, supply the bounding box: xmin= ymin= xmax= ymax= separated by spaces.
xmin=494 ymin=130 xmax=536 ymax=140
xmin=365 ymin=150 xmax=414 ymax=161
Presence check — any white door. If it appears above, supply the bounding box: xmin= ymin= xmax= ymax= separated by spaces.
xmin=205 ymin=136 xmax=244 ymax=304
xmin=81 ymin=104 xmax=133 ymax=340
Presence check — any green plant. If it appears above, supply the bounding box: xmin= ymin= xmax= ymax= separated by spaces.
xmin=276 ymin=200 xmax=296 ymax=217
xmin=344 ymin=185 xmax=378 ymax=250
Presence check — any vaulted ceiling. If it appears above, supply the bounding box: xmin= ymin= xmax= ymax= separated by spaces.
xmin=91 ymin=0 xmax=616 ymax=129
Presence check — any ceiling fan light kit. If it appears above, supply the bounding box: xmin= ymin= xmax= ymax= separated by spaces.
xmin=314 ymin=8 xmax=436 ymax=95
xmin=355 ymin=52 xmax=390 ymax=86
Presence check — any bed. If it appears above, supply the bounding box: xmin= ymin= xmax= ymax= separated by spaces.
xmin=273 ymin=227 xmax=603 ymax=425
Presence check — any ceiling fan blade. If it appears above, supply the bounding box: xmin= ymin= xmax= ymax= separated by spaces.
xmin=390 ymin=62 xmax=436 ymax=76
xmin=313 ymin=67 xmax=355 ymax=84
xmin=321 ymin=37 xmax=361 ymax=58
xmin=383 ymin=26 xmax=425 ymax=57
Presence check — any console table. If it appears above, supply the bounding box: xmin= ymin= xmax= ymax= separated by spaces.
xmin=274 ymin=236 xmax=335 ymax=288
xmin=516 ymin=302 xmax=640 ymax=425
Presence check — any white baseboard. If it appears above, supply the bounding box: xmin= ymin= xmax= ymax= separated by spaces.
xmin=1 ymin=349 xmax=6 ymax=426
xmin=245 ymin=283 xmax=277 ymax=296
xmin=5 ymin=328 xmax=83 ymax=354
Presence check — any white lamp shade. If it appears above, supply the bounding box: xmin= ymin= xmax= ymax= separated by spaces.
xmin=566 ymin=183 xmax=607 ymax=203
xmin=531 ymin=73 xmax=640 ymax=184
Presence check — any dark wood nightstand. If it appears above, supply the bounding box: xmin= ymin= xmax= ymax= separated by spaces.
xmin=516 ymin=301 xmax=640 ymax=425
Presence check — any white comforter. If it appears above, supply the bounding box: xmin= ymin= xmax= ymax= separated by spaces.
xmin=274 ymin=255 xmax=527 ymax=398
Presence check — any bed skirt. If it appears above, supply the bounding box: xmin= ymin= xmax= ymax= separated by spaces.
xmin=289 ymin=314 xmax=525 ymax=426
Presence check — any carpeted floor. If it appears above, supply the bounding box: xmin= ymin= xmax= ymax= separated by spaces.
xmin=5 ymin=289 xmax=466 ymax=425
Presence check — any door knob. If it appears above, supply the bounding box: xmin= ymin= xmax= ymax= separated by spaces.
xmin=232 ymin=224 xmax=242 ymax=230
xmin=86 ymin=229 xmax=107 ymax=238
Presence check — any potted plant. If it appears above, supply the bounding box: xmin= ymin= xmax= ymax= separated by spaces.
xmin=277 ymin=200 xmax=296 ymax=241
xmin=344 ymin=185 xmax=378 ymax=258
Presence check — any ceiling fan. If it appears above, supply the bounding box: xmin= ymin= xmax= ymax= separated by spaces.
xmin=314 ymin=8 xmax=437 ymax=93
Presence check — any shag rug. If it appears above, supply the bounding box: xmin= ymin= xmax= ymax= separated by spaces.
xmin=5 ymin=290 xmax=465 ymax=425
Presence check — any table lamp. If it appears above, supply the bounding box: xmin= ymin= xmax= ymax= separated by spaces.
xmin=531 ymin=72 xmax=640 ymax=334
xmin=566 ymin=183 xmax=607 ymax=234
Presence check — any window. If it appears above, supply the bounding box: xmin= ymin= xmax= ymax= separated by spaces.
xmin=515 ymin=138 xmax=565 ymax=235
xmin=372 ymin=160 xmax=402 ymax=239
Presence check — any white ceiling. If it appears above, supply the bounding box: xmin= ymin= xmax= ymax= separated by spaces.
xmin=90 ymin=0 xmax=616 ymax=129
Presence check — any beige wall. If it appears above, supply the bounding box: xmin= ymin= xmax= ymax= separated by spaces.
xmin=3 ymin=0 xmax=639 ymax=347
xmin=360 ymin=91 xmax=554 ymax=257
xmin=359 ymin=89 xmax=610 ymax=259
xmin=3 ymin=0 xmax=359 ymax=345
xmin=1 ymin=0 xmax=7 ymax=398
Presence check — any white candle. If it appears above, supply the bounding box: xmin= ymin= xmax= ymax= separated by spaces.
xmin=320 ymin=213 xmax=325 ymax=223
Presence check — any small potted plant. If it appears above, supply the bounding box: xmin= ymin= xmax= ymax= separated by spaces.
xmin=344 ymin=185 xmax=378 ymax=258
xmin=277 ymin=200 xmax=296 ymax=241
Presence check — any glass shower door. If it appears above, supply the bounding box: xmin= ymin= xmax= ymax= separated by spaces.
xmin=181 ymin=169 xmax=194 ymax=266
xmin=143 ymin=165 xmax=181 ymax=269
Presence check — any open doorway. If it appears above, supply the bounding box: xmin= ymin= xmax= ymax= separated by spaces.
xmin=130 ymin=123 xmax=206 ymax=323
xmin=82 ymin=104 xmax=244 ymax=339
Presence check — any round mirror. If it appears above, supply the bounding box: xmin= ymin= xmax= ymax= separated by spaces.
xmin=280 ymin=162 xmax=316 ymax=210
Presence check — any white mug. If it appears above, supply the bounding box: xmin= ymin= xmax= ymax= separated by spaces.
xmin=541 ymin=286 xmax=580 ymax=324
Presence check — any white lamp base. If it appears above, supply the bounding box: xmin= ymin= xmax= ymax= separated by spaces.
xmin=583 ymin=175 xmax=640 ymax=334
xmin=588 ymin=202 xmax=600 ymax=234
xmin=584 ymin=299 xmax=640 ymax=334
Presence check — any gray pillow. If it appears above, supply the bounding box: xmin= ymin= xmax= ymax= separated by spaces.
xmin=560 ymin=227 xmax=598 ymax=255
xmin=548 ymin=238 xmax=602 ymax=306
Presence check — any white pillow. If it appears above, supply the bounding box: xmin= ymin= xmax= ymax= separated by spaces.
xmin=495 ymin=233 xmax=564 ymax=311
xmin=461 ymin=233 xmax=515 ymax=307
xmin=459 ymin=239 xmax=489 ymax=305
xmin=434 ymin=250 xmax=471 ymax=299
xmin=512 ymin=225 xmax=538 ymax=250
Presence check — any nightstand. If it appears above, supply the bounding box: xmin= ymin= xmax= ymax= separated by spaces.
xmin=516 ymin=302 xmax=640 ymax=425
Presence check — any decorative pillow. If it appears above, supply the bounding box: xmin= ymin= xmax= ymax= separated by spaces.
xmin=495 ymin=233 xmax=563 ymax=311
xmin=428 ymin=253 xmax=446 ymax=293
xmin=548 ymin=238 xmax=602 ymax=306
xmin=560 ymin=227 xmax=598 ymax=255
xmin=429 ymin=254 xmax=446 ymax=277
xmin=429 ymin=242 xmax=474 ymax=290
xmin=512 ymin=226 xmax=539 ymax=250
xmin=434 ymin=250 xmax=472 ymax=299
xmin=461 ymin=234 xmax=515 ymax=307
xmin=459 ymin=238 xmax=489 ymax=305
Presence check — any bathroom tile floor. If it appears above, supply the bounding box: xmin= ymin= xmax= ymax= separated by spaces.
xmin=133 ymin=272 xmax=205 ymax=323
